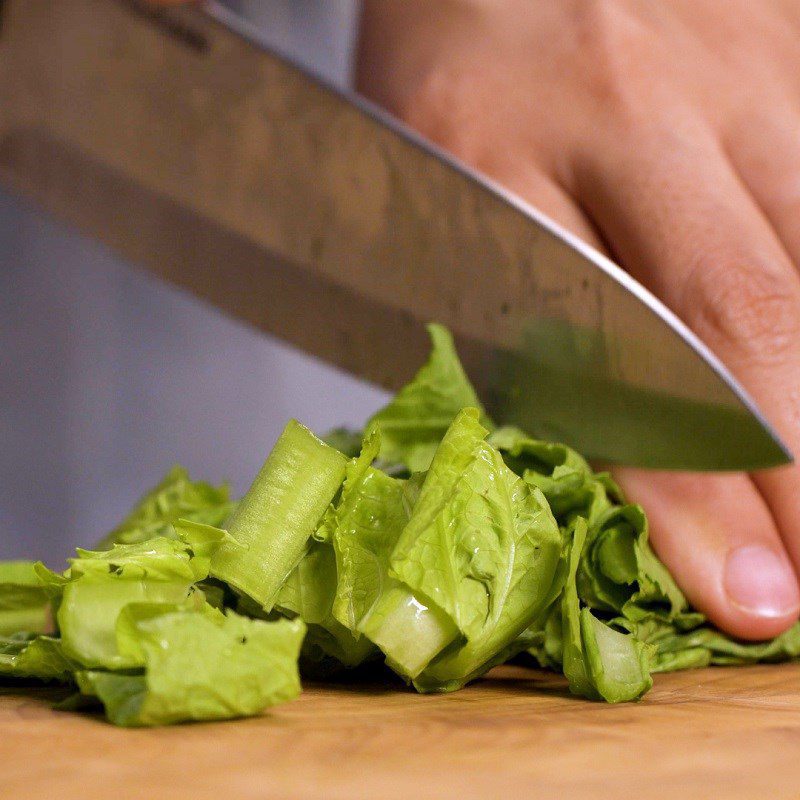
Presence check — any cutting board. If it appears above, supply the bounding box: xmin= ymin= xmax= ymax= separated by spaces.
xmin=3 ymin=663 xmax=800 ymax=799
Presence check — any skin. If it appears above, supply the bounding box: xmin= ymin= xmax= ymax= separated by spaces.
xmin=162 ymin=1 xmax=800 ymax=640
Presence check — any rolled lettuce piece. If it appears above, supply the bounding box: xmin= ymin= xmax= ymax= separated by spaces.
xmin=36 ymin=522 xmax=225 ymax=670
xmin=75 ymin=607 xmax=305 ymax=727
xmin=211 ymin=420 xmax=347 ymax=611
xmin=0 ymin=561 xmax=51 ymax=636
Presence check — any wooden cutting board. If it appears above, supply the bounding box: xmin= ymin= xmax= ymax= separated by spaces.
xmin=3 ymin=663 xmax=800 ymax=799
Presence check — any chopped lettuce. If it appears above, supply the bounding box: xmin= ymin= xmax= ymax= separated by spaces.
xmin=0 ymin=633 xmax=74 ymax=682
xmin=211 ymin=420 xmax=347 ymax=610
xmin=275 ymin=537 xmax=377 ymax=670
xmin=558 ymin=519 xmax=652 ymax=702
xmin=410 ymin=415 xmax=563 ymax=692
xmin=0 ymin=561 xmax=50 ymax=636
xmin=39 ymin=523 xmax=225 ymax=670
xmin=361 ymin=408 xmax=563 ymax=686
xmin=95 ymin=465 xmax=234 ymax=549
xmin=367 ymin=324 xmax=492 ymax=473
xmin=330 ymin=429 xmax=408 ymax=635
xmin=75 ymin=609 xmax=304 ymax=726
xmin=4 ymin=322 xmax=800 ymax=723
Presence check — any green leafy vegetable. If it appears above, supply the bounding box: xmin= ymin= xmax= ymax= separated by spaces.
xmin=557 ymin=519 xmax=652 ymax=702
xmin=367 ymin=324 xmax=492 ymax=472
xmin=211 ymin=420 xmax=347 ymax=610
xmin=4 ymin=322 xmax=800 ymax=724
xmin=0 ymin=633 xmax=74 ymax=682
xmin=330 ymin=429 xmax=409 ymax=635
xmin=0 ymin=561 xmax=50 ymax=636
xmin=410 ymin=417 xmax=563 ymax=692
xmin=75 ymin=609 xmax=304 ymax=726
xmin=275 ymin=537 xmax=376 ymax=670
xmin=39 ymin=524 xmax=224 ymax=670
xmin=95 ymin=465 xmax=234 ymax=549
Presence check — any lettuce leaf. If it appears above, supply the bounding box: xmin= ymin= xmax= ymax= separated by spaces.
xmin=412 ymin=442 xmax=564 ymax=691
xmin=0 ymin=633 xmax=74 ymax=682
xmin=364 ymin=409 xmax=563 ymax=688
xmin=275 ymin=537 xmax=377 ymax=670
xmin=0 ymin=561 xmax=51 ymax=636
xmin=331 ymin=429 xmax=409 ymax=635
xmin=577 ymin=504 xmax=688 ymax=623
xmin=211 ymin=420 xmax=347 ymax=610
xmin=367 ymin=324 xmax=491 ymax=473
xmin=559 ymin=519 xmax=652 ymax=702
xmin=95 ymin=465 xmax=234 ymax=549
xmin=616 ymin=613 xmax=800 ymax=672
xmin=75 ymin=609 xmax=304 ymax=726
xmin=39 ymin=524 xmax=224 ymax=670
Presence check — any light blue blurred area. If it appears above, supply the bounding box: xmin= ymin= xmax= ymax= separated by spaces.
xmin=0 ymin=0 xmax=384 ymax=563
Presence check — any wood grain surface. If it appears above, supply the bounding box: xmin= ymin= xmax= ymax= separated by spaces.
xmin=3 ymin=663 xmax=800 ymax=799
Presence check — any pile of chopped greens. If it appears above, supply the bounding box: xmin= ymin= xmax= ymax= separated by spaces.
xmin=3 ymin=324 xmax=800 ymax=726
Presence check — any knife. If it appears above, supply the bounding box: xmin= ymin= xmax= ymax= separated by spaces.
xmin=0 ymin=0 xmax=790 ymax=470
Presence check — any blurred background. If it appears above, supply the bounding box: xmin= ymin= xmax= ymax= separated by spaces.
xmin=0 ymin=0 xmax=387 ymax=563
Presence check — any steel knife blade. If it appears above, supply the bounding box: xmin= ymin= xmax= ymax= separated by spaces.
xmin=0 ymin=0 xmax=790 ymax=469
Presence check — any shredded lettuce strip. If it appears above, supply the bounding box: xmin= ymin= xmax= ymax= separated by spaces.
xmin=3 ymin=322 xmax=800 ymax=727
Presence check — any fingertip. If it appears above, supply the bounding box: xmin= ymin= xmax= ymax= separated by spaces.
xmin=722 ymin=543 xmax=800 ymax=640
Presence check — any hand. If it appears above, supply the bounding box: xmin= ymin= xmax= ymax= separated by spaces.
xmin=358 ymin=0 xmax=800 ymax=639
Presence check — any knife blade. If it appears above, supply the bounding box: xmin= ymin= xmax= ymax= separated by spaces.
xmin=0 ymin=0 xmax=790 ymax=470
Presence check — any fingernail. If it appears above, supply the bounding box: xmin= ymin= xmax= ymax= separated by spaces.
xmin=724 ymin=545 xmax=800 ymax=618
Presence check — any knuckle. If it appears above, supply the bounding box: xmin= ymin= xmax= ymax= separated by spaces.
xmin=393 ymin=63 xmax=487 ymax=165
xmin=682 ymin=258 xmax=800 ymax=365
xmin=569 ymin=0 xmax=657 ymax=120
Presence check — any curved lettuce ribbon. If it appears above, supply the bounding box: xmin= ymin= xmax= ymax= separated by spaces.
xmin=0 ymin=633 xmax=74 ymax=682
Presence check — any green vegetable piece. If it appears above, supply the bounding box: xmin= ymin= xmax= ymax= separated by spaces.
xmin=620 ymin=613 xmax=800 ymax=672
xmin=367 ymin=324 xmax=491 ymax=472
xmin=76 ymin=610 xmax=304 ymax=726
xmin=361 ymin=409 xmax=500 ymax=677
xmin=275 ymin=537 xmax=377 ymax=669
xmin=578 ymin=504 xmax=687 ymax=622
xmin=560 ymin=519 xmax=652 ymax=702
xmin=211 ymin=420 xmax=347 ymax=610
xmin=0 ymin=561 xmax=51 ymax=636
xmin=331 ymin=429 xmax=409 ymax=634
xmin=412 ymin=433 xmax=563 ymax=692
xmin=95 ymin=465 xmax=234 ymax=549
xmin=41 ymin=525 xmax=224 ymax=669
xmin=580 ymin=609 xmax=652 ymax=702
xmin=561 ymin=519 xmax=595 ymax=697
xmin=0 ymin=633 xmax=74 ymax=682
